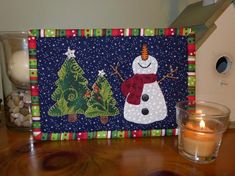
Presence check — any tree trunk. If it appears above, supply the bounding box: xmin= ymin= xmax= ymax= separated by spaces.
xmin=68 ymin=114 xmax=78 ymax=123
xmin=100 ymin=116 xmax=108 ymax=125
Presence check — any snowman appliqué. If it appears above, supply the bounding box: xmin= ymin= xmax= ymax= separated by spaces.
xmin=121 ymin=44 xmax=167 ymax=124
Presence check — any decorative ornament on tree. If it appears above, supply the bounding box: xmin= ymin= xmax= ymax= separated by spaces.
xmin=48 ymin=47 xmax=90 ymax=122
xmin=85 ymin=70 xmax=119 ymax=124
xmin=64 ymin=47 xmax=76 ymax=59
xmin=98 ymin=69 xmax=106 ymax=77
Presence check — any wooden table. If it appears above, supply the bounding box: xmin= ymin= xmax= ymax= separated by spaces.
xmin=0 ymin=124 xmax=234 ymax=176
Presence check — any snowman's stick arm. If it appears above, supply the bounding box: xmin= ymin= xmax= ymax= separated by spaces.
xmin=158 ymin=66 xmax=178 ymax=83
xmin=110 ymin=63 xmax=125 ymax=82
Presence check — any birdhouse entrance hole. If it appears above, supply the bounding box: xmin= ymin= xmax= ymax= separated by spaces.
xmin=216 ymin=56 xmax=232 ymax=74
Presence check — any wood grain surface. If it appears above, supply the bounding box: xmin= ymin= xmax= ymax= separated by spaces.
xmin=0 ymin=125 xmax=234 ymax=176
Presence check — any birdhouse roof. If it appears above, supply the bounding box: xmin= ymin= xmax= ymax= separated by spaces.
xmin=171 ymin=0 xmax=234 ymax=48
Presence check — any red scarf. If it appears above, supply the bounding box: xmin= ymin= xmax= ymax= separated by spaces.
xmin=121 ymin=74 xmax=156 ymax=105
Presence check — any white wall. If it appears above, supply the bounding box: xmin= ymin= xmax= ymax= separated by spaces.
xmin=188 ymin=0 xmax=201 ymax=4
xmin=196 ymin=4 xmax=235 ymax=121
xmin=0 ymin=43 xmax=3 ymax=103
xmin=0 ymin=0 xmax=198 ymax=31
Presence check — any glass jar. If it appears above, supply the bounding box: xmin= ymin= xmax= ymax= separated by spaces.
xmin=0 ymin=32 xmax=31 ymax=131
xmin=176 ymin=100 xmax=230 ymax=163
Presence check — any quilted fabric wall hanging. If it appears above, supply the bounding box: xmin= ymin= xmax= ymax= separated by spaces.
xmin=28 ymin=28 xmax=196 ymax=140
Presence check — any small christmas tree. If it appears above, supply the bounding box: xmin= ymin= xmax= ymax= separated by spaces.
xmin=48 ymin=47 xmax=90 ymax=122
xmin=85 ymin=70 xmax=119 ymax=124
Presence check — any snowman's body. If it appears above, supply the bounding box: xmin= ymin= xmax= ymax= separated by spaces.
xmin=122 ymin=52 xmax=167 ymax=124
xmin=124 ymin=81 xmax=167 ymax=124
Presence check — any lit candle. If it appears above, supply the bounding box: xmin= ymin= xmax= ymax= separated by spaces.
xmin=177 ymin=101 xmax=230 ymax=163
xmin=182 ymin=119 xmax=217 ymax=157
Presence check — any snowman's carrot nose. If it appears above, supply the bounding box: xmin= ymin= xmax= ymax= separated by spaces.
xmin=141 ymin=44 xmax=149 ymax=61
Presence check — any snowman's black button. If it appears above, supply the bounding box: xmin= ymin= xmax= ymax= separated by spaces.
xmin=142 ymin=108 xmax=149 ymax=115
xmin=142 ymin=94 xmax=149 ymax=102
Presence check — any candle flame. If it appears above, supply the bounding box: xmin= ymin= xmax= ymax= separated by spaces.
xmin=196 ymin=109 xmax=203 ymax=114
xmin=199 ymin=119 xmax=205 ymax=129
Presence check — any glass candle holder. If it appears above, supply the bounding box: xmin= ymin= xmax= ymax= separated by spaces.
xmin=176 ymin=100 xmax=230 ymax=164
xmin=0 ymin=32 xmax=31 ymax=131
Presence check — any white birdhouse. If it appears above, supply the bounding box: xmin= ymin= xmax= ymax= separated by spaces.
xmin=171 ymin=0 xmax=235 ymax=125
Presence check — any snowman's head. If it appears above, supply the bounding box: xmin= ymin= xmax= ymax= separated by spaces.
xmin=132 ymin=44 xmax=158 ymax=74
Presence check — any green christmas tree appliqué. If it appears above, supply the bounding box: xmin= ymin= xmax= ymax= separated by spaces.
xmin=85 ymin=70 xmax=119 ymax=124
xmin=48 ymin=47 xmax=90 ymax=122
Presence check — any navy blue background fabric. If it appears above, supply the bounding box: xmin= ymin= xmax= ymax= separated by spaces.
xmin=36 ymin=36 xmax=188 ymax=133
